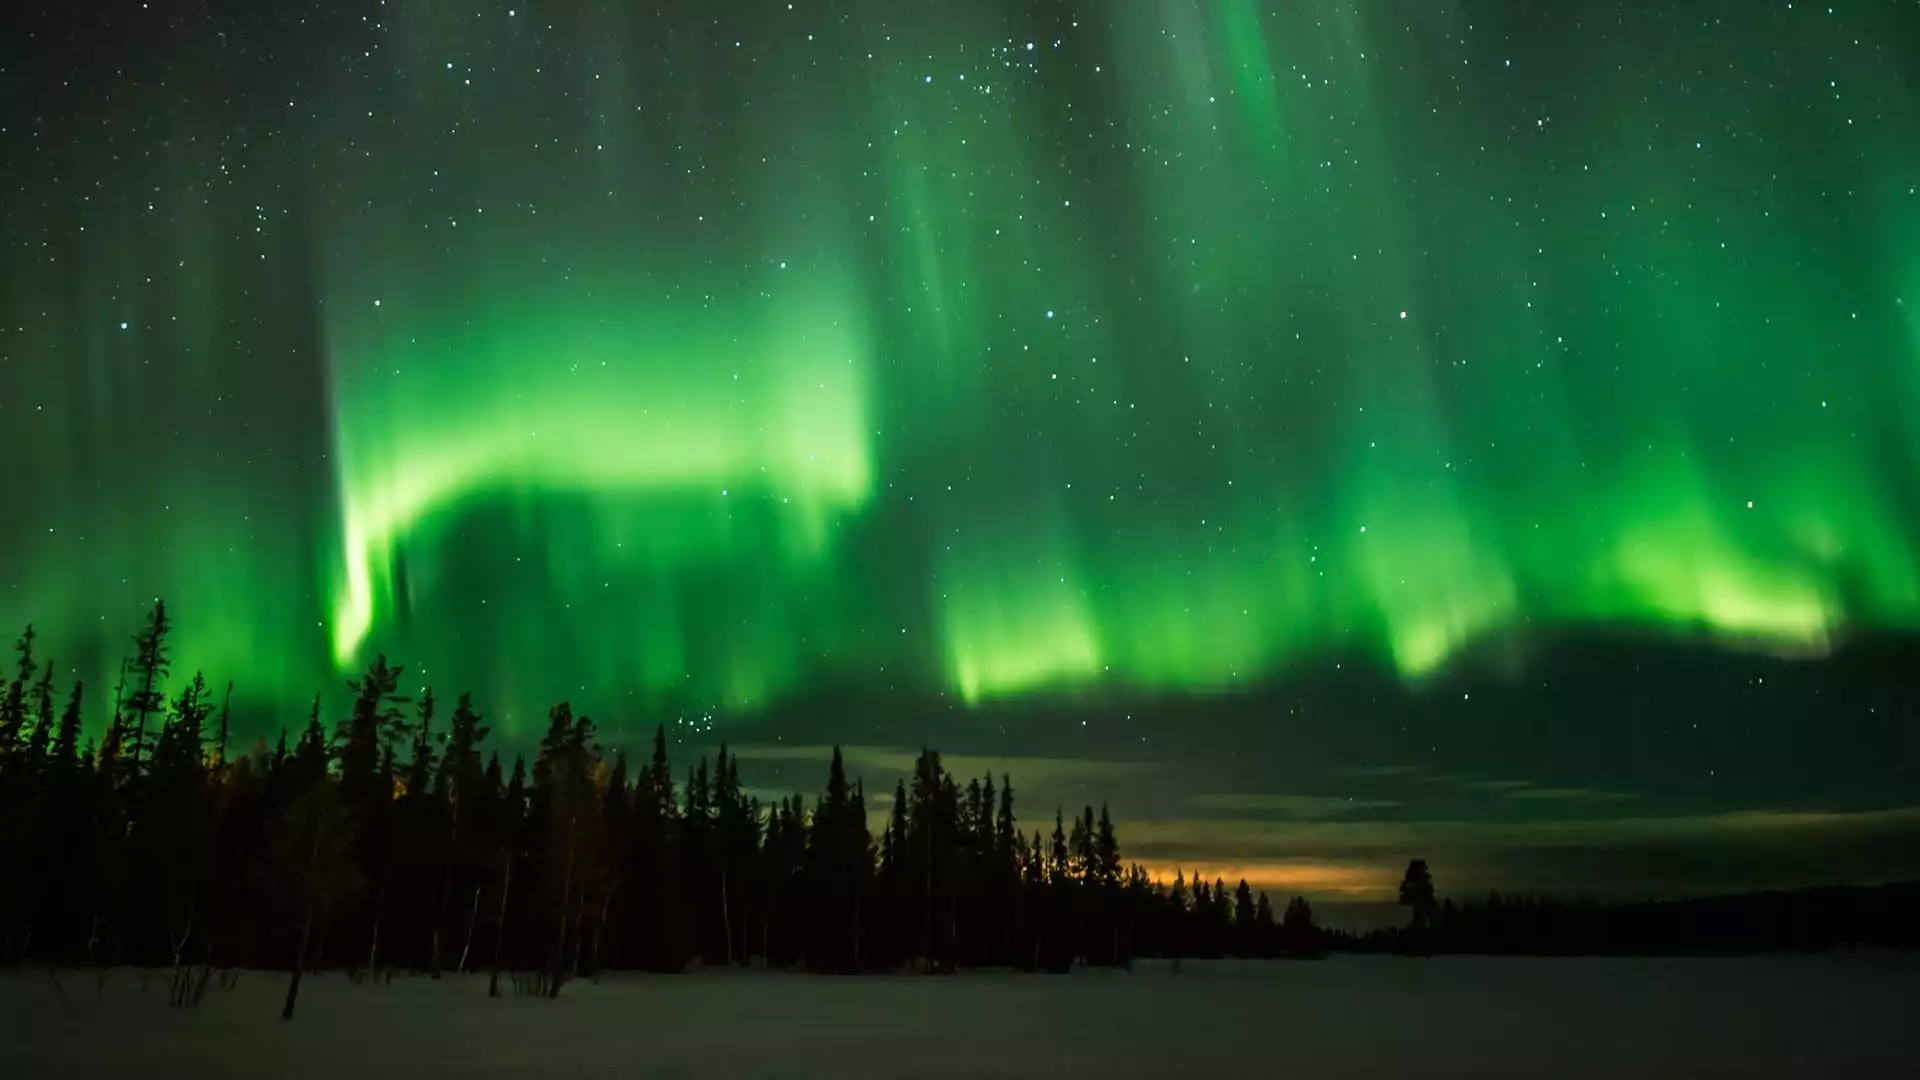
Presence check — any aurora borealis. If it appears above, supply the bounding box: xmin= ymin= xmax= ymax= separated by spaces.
xmin=4 ymin=0 xmax=1919 ymax=896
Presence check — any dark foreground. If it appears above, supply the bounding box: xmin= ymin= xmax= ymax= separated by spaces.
xmin=2 ymin=955 xmax=1914 ymax=1078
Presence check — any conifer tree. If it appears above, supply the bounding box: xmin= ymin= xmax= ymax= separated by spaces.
xmin=1167 ymin=871 xmax=1191 ymax=963
xmin=125 ymin=601 xmax=172 ymax=771
xmin=292 ymin=694 xmax=328 ymax=792
xmin=530 ymin=704 xmax=598 ymax=997
xmin=336 ymin=656 xmax=409 ymax=975
xmin=1233 ymin=880 xmax=1256 ymax=957
xmin=1399 ymin=859 xmax=1436 ymax=931
xmin=24 ymin=660 xmax=55 ymax=780
xmin=0 ymin=625 xmax=37 ymax=757
xmin=51 ymin=681 xmax=84 ymax=785
xmin=1254 ymin=891 xmax=1277 ymax=957
xmin=1282 ymin=895 xmax=1320 ymax=957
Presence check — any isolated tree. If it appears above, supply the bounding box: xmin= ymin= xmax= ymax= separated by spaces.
xmin=1283 ymin=895 xmax=1321 ymax=957
xmin=1399 ymin=858 xmax=1437 ymax=931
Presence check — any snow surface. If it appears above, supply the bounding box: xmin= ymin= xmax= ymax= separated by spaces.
xmin=2 ymin=955 xmax=1914 ymax=1078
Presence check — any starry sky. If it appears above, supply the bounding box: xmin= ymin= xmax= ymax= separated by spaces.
xmin=3 ymin=0 xmax=1919 ymax=906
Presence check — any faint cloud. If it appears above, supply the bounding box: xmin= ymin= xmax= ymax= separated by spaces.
xmin=1189 ymin=793 xmax=1404 ymax=820
xmin=730 ymin=743 xmax=1167 ymax=786
xmin=1461 ymin=779 xmax=1536 ymax=793
xmin=740 ymin=786 xmax=803 ymax=809
xmin=1372 ymin=773 xmax=1635 ymax=801
xmin=1506 ymin=786 xmax=1638 ymax=803
xmin=1332 ymin=764 xmax=1425 ymax=780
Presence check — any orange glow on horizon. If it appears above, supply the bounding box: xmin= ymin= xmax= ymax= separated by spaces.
xmin=1132 ymin=859 xmax=1396 ymax=899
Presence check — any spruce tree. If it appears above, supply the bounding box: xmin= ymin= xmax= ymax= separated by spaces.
xmin=1399 ymin=859 xmax=1436 ymax=931
xmin=1094 ymin=804 xmax=1121 ymax=886
xmin=0 ymin=626 xmax=36 ymax=779
xmin=1282 ymin=895 xmax=1320 ymax=957
xmin=125 ymin=601 xmax=172 ymax=772
xmin=1233 ymin=879 xmax=1256 ymax=957
xmin=337 ymin=656 xmax=407 ymax=808
xmin=23 ymin=660 xmax=55 ymax=779
xmin=336 ymin=656 xmax=408 ymax=975
xmin=51 ymin=682 xmax=84 ymax=784
xmin=1167 ymin=871 xmax=1191 ymax=962
xmin=1254 ymin=891 xmax=1277 ymax=957
xmin=434 ymin=692 xmax=489 ymax=810
xmin=292 ymin=694 xmax=328 ymax=792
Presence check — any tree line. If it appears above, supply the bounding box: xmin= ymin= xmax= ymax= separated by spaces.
xmin=0 ymin=603 xmax=1330 ymax=1015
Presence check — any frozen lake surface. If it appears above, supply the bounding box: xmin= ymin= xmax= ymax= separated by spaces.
xmin=2 ymin=955 xmax=1914 ymax=1078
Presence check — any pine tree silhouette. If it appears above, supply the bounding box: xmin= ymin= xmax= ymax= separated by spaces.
xmin=0 ymin=602 xmax=1228 ymax=990
xmin=1282 ymin=896 xmax=1321 ymax=958
xmin=125 ymin=601 xmax=172 ymax=773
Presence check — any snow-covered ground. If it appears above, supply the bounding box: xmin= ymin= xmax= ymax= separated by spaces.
xmin=3 ymin=955 xmax=1914 ymax=1078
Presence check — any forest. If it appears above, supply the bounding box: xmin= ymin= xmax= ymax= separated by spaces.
xmin=0 ymin=603 xmax=1328 ymax=1015
xmin=3 ymin=601 xmax=1905 ymax=1020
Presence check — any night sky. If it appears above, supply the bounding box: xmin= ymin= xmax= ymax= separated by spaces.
xmin=3 ymin=0 xmax=1918 ymax=906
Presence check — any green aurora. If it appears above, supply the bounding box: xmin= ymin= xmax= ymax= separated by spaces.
xmin=3 ymin=0 xmax=1918 ymax=737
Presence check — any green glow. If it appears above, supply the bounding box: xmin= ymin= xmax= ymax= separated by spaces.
xmin=328 ymin=284 xmax=876 ymax=669
xmin=4 ymin=1 xmax=1919 ymax=732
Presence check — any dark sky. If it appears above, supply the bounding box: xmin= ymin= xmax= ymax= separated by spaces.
xmin=2 ymin=0 xmax=1917 ymax=902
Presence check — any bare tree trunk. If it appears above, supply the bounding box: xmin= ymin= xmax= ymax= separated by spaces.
xmin=192 ymin=939 xmax=213 ymax=1006
xmin=86 ymin=911 xmax=104 ymax=1001
xmin=547 ymin=816 xmax=578 ymax=999
xmin=487 ymin=859 xmax=513 ymax=999
xmin=430 ymin=816 xmax=458 ymax=979
xmin=587 ymin=892 xmax=610 ymax=977
xmin=169 ymin=895 xmax=197 ymax=1007
xmin=570 ymin=891 xmax=588 ymax=977
xmin=365 ymin=884 xmax=385 ymax=980
xmin=283 ymin=904 xmax=314 ymax=1020
xmin=457 ymin=884 xmax=481 ymax=973
xmin=719 ymin=865 xmax=732 ymax=967
xmin=923 ymin=827 xmax=933 ymax=971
